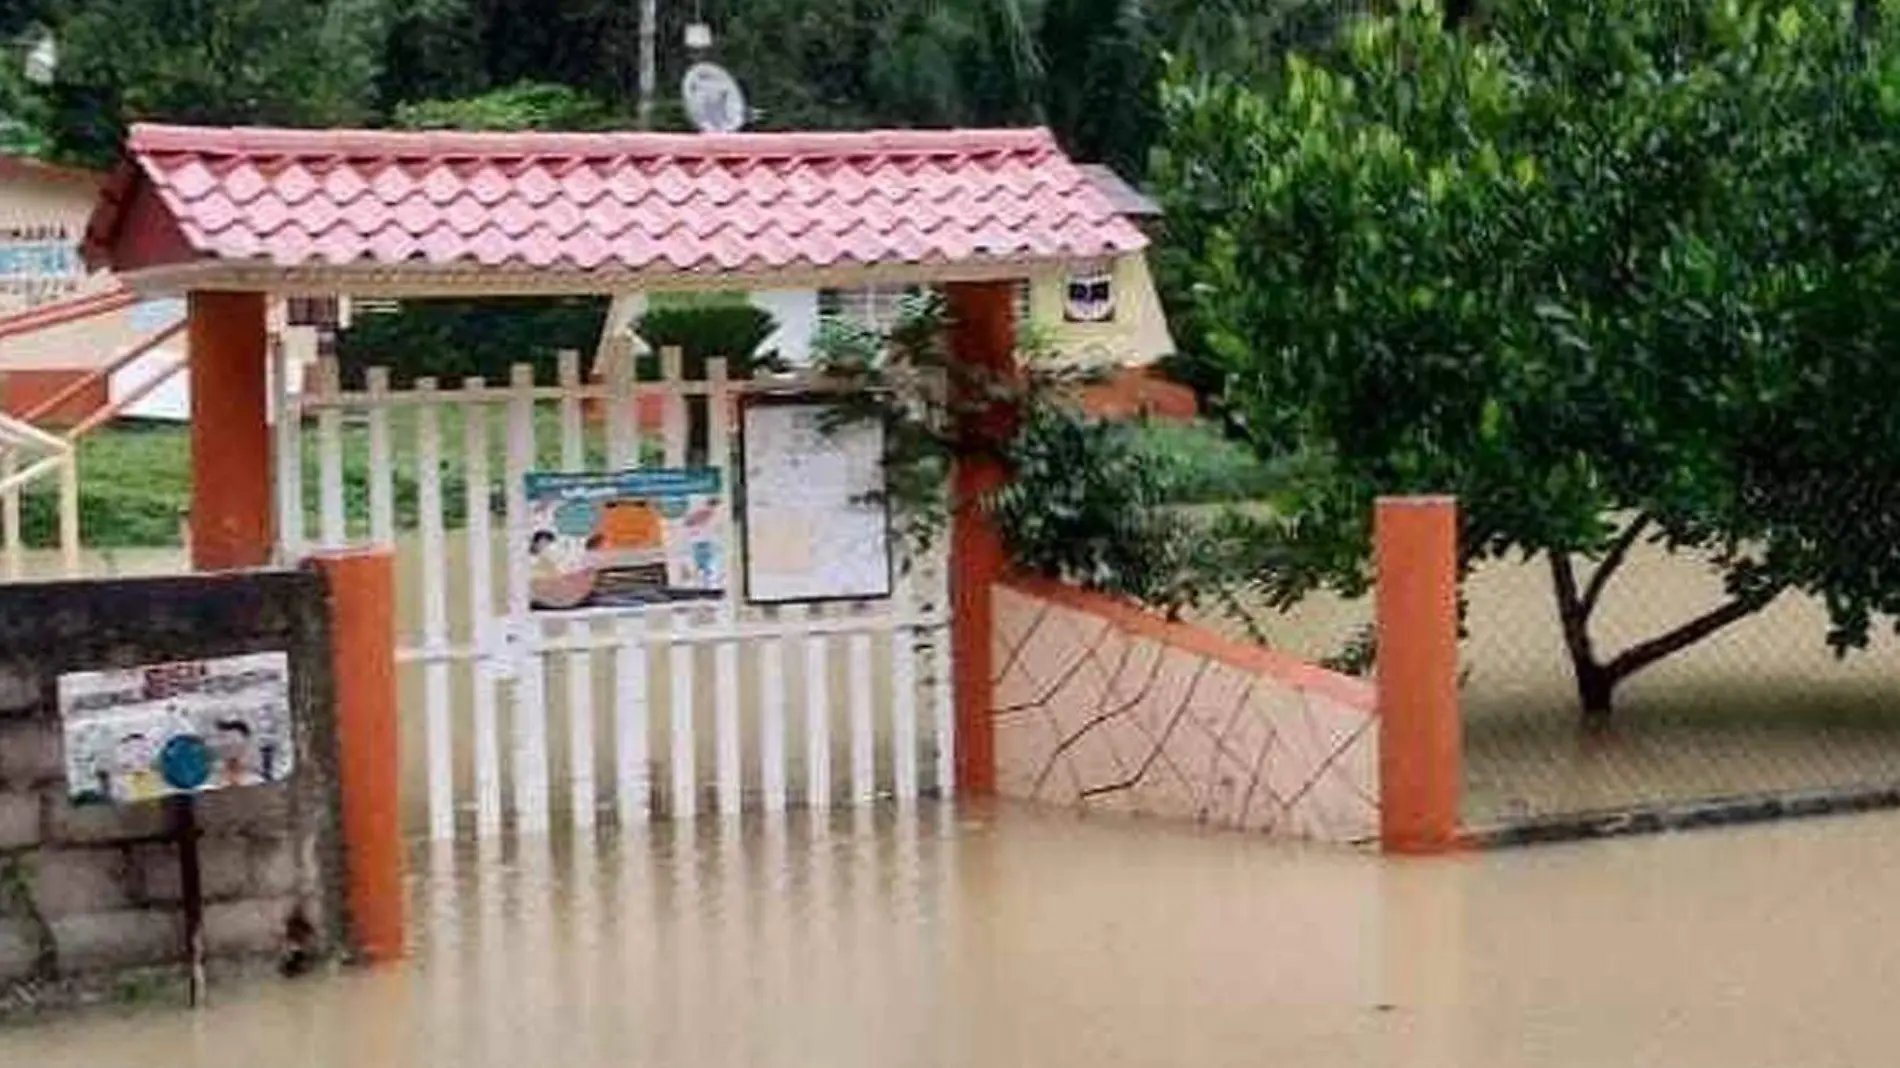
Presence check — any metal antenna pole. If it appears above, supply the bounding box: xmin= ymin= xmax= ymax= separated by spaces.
xmin=637 ymin=0 xmax=658 ymax=129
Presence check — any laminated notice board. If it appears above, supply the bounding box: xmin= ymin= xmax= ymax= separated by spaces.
xmin=740 ymin=397 xmax=893 ymax=604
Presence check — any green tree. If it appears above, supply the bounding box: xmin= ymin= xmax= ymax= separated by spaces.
xmin=1155 ymin=0 xmax=1900 ymax=720
xmin=392 ymin=80 xmax=612 ymax=130
xmin=35 ymin=0 xmax=392 ymax=166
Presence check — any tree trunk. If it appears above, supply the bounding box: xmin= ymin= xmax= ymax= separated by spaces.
xmin=1545 ymin=530 xmax=1777 ymax=727
xmin=1548 ymin=551 xmax=1610 ymax=723
xmin=1573 ymin=657 xmax=1615 ymax=727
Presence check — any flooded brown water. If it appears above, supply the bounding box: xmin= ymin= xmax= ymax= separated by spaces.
xmin=8 ymin=802 xmax=1900 ymax=1066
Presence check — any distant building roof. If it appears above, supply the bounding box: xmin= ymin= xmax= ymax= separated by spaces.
xmin=1079 ymin=164 xmax=1161 ymax=220
xmin=82 ymin=124 xmax=1149 ymax=293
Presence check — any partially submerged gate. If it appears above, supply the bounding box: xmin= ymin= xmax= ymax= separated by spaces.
xmin=276 ymin=341 xmax=954 ymax=839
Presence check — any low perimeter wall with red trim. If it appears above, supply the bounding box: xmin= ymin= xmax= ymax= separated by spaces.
xmin=992 ymin=576 xmax=1379 ymax=844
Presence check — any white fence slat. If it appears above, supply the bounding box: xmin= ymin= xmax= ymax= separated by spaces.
xmin=933 ymin=631 xmax=956 ymax=798
xmin=670 ymin=628 xmax=697 ymax=820
xmin=660 ymin=347 xmax=687 ymax=466
xmin=270 ymin=336 xmax=304 ymax=562
xmin=604 ymin=341 xmax=650 ymax=825
xmin=663 ymin=349 xmax=696 ymax=819
xmin=366 ymin=366 xmax=395 ymax=545
xmin=759 ymin=612 xmax=788 ymax=812
xmin=506 ymin=362 xmax=550 ymax=834
xmin=463 ymin=380 xmax=502 ymax=838
xmin=707 ymin=358 xmax=742 ymax=816
xmin=556 ymin=350 xmax=597 ymax=830
xmin=715 ymin=638 xmax=741 ymax=815
xmin=890 ymin=622 xmax=920 ymax=805
xmin=804 ymin=603 xmax=832 ymax=809
xmin=848 ymin=623 xmax=876 ymax=805
xmin=415 ymin=377 xmax=455 ymax=840
xmin=316 ymin=357 xmax=346 ymax=548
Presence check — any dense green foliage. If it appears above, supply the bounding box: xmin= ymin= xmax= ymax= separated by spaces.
xmin=334 ymin=297 xmax=608 ymax=388
xmin=634 ymin=303 xmax=778 ymax=379
xmin=30 ymin=0 xmax=390 ymax=165
xmin=1155 ymin=0 xmax=1900 ymax=716
xmin=2 ymin=0 xmax=1352 ymax=179
xmin=800 ymin=291 xmax=1272 ymax=612
xmin=1128 ymin=419 xmax=1285 ymax=505
xmin=392 ymin=80 xmax=612 ymax=131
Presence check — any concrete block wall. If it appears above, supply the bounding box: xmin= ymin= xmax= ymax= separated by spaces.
xmin=0 ymin=570 xmax=343 ymax=1007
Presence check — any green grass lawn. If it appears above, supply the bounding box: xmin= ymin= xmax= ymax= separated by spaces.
xmin=22 ymin=413 xmax=1263 ymax=549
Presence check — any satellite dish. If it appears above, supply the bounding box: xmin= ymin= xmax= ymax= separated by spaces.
xmin=682 ymin=62 xmax=747 ymax=134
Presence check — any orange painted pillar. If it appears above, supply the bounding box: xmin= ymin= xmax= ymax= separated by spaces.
xmin=188 ymin=290 xmax=273 ymax=571
xmin=309 ymin=548 xmax=405 ymax=962
xmin=945 ymin=281 xmax=1019 ymax=796
xmin=1375 ymin=496 xmax=1463 ymax=854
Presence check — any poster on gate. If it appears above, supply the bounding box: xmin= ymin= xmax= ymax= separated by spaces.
xmin=525 ymin=468 xmax=725 ymax=610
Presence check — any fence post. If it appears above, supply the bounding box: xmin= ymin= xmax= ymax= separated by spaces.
xmin=945 ymin=281 xmax=1018 ymax=796
xmin=308 ymin=547 xmax=405 ymax=961
xmin=187 ymin=290 xmax=273 ymax=570
xmin=1375 ymin=496 xmax=1463 ymax=854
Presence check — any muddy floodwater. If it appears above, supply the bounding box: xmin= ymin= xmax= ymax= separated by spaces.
xmin=7 ymin=803 xmax=1900 ymax=1066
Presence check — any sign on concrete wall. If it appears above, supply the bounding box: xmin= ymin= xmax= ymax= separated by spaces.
xmin=740 ymin=398 xmax=892 ymax=604
xmin=58 ymin=652 xmax=295 ymax=804
xmin=526 ymin=468 xmax=725 ymax=610
xmin=0 ymin=222 xmax=83 ymax=307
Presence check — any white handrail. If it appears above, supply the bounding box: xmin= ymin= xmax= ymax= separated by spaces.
xmin=0 ymin=403 xmax=81 ymax=580
xmin=0 ymin=411 xmax=69 ymax=452
xmin=0 ymin=312 xmax=188 ymax=582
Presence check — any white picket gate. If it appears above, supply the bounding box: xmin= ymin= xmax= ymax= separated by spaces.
xmin=277 ymin=342 xmax=954 ymax=840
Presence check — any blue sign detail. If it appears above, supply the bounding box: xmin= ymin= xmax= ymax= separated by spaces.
xmin=526 ymin=468 xmax=722 ymax=503
xmin=158 ymin=735 xmax=213 ymax=791
xmin=553 ymin=500 xmax=600 ymax=537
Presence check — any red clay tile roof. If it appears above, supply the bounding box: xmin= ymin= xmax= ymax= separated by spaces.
xmin=83 ymin=124 xmax=1147 ymax=283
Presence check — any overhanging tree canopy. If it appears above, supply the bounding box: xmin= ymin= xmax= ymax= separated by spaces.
xmin=1155 ymin=0 xmax=1900 ymax=719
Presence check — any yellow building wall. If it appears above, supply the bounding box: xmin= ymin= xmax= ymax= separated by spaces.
xmin=1026 ymin=251 xmax=1175 ymax=368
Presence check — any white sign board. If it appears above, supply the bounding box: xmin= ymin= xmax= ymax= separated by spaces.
xmin=59 ymin=652 xmax=294 ymax=804
xmin=741 ymin=399 xmax=892 ymax=604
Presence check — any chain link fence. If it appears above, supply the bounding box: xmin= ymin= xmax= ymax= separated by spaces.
xmin=1191 ymin=534 xmax=1900 ymax=833
xmin=1461 ymin=539 xmax=1900 ymax=829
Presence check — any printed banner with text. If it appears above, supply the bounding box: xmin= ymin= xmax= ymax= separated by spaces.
xmin=526 ymin=468 xmax=725 ymax=610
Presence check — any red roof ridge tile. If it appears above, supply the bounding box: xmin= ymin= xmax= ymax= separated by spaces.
xmin=126 ymin=123 xmax=1060 ymax=162
xmin=89 ymin=123 xmax=1146 ymax=283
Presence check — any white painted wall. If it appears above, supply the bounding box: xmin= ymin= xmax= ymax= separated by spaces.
xmin=107 ymin=298 xmax=188 ymax=422
xmin=749 ymin=289 xmax=819 ymax=365
xmin=599 ymin=289 xmax=822 ymax=369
